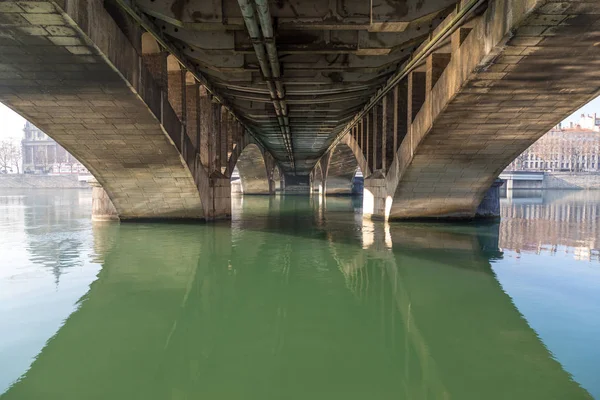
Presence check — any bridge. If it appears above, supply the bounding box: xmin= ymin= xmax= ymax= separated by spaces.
xmin=1 ymin=0 xmax=600 ymax=220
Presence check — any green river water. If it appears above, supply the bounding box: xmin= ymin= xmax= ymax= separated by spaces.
xmin=1 ymin=189 xmax=599 ymax=399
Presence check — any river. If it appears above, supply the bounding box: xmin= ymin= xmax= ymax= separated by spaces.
xmin=1 ymin=189 xmax=599 ymax=399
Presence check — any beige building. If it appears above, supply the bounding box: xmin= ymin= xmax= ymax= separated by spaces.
xmin=506 ymin=114 xmax=600 ymax=172
xmin=21 ymin=122 xmax=88 ymax=175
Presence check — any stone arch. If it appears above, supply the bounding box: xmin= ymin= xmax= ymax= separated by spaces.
xmin=325 ymin=134 xmax=369 ymax=195
xmin=311 ymin=163 xmax=324 ymax=194
xmin=230 ymin=143 xmax=270 ymax=194
xmin=0 ymin=5 xmax=207 ymax=221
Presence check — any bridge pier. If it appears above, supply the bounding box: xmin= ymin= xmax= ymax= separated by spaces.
xmin=475 ymin=179 xmax=504 ymax=219
xmin=90 ymin=179 xmax=119 ymax=222
xmin=363 ymin=175 xmax=389 ymax=220
xmin=205 ymin=176 xmax=232 ymax=220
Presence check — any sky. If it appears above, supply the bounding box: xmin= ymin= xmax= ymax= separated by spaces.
xmin=1 ymin=95 xmax=600 ymax=143
xmin=0 ymin=103 xmax=25 ymax=143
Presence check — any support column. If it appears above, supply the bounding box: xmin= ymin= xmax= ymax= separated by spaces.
xmin=220 ymin=106 xmax=228 ymax=173
xmin=199 ymin=86 xmax=211 ymax=167
xmin=142 ymin=51 xmax=168 ymax=89
xmin=365 ymin=113 xmax=370 ymax=171
xmin=226 ymin=113 xmax=234 ymax=161
xmin=475 ymin=179 xmax=504 ymax=218
xmin=89 ymin=178 xmax=119 ymax=222
xmin=185 ymin=76 xmax=199 ymax=148
xmin=211 ymin=101 xmax=220 ymax=173
xmin=363 ymin=173 xmax=389 ymax=220
xmin=206 ymin=177 xmax=231 ymax=220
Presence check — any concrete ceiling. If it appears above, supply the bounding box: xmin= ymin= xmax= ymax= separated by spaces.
xmin=130 ymin=0 xmax=458 ymax=174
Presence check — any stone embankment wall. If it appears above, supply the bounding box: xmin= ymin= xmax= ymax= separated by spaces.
xmin=543 ymin=172 xmax=600 ymax=190
xmin=0 ymin=175 xmax=89 ymax=189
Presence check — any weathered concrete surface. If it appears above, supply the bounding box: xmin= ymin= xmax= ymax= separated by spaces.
xmin=89 ymin=177 xmax=119 ymax=221
xmin=313 ymin=0 xmax=600 ymax=220
xmin=226 ymin=138 xmax=275 ymax=195
xmin=0 ymin=0 xmax=205 ymax=219
xmin=385 ymin=0 xmax=600 ymax=219
xmin=475 ymin=179 xmax=503 ymax=218
xmin=325 ymin=134 xmax=369 ymax=195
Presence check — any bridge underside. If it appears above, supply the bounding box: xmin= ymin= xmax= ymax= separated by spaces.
xmin=0 ymin=0 xmax=205 ymax=219
xmin=389 ymin=0 xmax=600 ymax=219
xmin=2 ymin=0 xmax=600 ymax=221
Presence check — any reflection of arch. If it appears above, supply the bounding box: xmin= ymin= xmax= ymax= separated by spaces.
xmin=231 ymin=143 xmax=270 ymax=194
xmin=325 ymin=134 xmax=368 ymax=195
xmin=311 ymin=163 xmax=324 ymax=194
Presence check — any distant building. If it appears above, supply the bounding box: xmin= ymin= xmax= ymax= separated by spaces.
xmin=506 ymin=120 xmax=600 ymax=172
xmin=21 ymin=122 xmax=88 ymax=175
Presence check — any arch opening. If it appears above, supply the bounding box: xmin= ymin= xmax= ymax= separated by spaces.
xmin=326 ymin=142 xmax=362 ymax=196
xmin=311 ymin=163 xmax=324 ymax=195
xmin=232 ymin=143 xmax=270 ymax=195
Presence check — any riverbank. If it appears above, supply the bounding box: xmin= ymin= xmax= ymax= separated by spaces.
xmin=0 ymin=175 xmax=89 ymax=189
xmin=543 ymin=172 xmax=600 ymax=190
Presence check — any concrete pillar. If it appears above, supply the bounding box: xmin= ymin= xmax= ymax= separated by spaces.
xmin=363 ymin=174 xmax=389 ymax=220
xmin=185 ymin=79 xmax=200 ymax=148
xmin=142 ymin=52 xmax=168 ymax=89
xmin=89 ymin=178 xmax=119 ymax=222
xmin=220 ymin=106 xmax=228 ymax=173
xmin=475 ymin=179 xmax=504 ymax=219
xmin=212 ymin=102 xmax=221 ymax=173
xmin=206 ymin=176 xmax=231 ymax=220
xmin=199 ymin=86 xmax=211 ymax=167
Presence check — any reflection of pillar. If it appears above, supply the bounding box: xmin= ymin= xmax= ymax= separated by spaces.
xmin=475 ymin=179 xmax=504 ymax=219
xmin=89 ymin=178 xmax=119 ymax=222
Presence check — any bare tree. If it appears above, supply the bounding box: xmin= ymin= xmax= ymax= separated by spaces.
xmin=0 ymin=140 xmax=20 ymax=174
xmin=11 ymin=144 xmax=21 ymax=173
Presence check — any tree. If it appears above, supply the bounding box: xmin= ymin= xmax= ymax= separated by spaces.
xmin=0 ymin=140 xmax=20 ymax=174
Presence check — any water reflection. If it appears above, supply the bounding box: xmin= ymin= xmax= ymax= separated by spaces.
xmin=1 ymin=192 xmax=597 ymax=399
xmin=500 ymin=190 xmax=600 ymax=260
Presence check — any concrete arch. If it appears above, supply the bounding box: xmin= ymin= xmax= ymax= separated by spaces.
xmin=311 ymin=163 xmax=324 ymax=194
xmin=325 ymin=134 xmax=369 ymax=195
xmin=0 ymin=2 xmax=204 ymax=220
xmin=231 ymin=143 xmax=271 ymax=195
